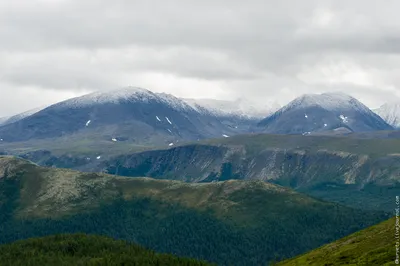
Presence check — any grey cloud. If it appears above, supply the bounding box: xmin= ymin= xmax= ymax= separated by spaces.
xmin=0 ymin=0 xmax=400 ymax=115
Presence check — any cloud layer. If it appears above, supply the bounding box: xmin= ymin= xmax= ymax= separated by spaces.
xmin=1 ymin=0 xmax=400 ymax=116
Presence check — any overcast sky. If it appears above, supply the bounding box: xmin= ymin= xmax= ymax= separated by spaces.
xmin=1 ymin=0 xmax=400 ymax=116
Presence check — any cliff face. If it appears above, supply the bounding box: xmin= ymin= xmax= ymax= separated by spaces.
xmin=101 ymin=144 xmax=398 ymax=184
xmin=100 ymin=144 xmax=400 ymax=211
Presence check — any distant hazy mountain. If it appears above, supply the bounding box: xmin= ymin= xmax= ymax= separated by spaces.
xmin=257 ymin=92 xmax=393 ymax=134
xmin=0 ymin=87 xmax=246 ymax=144
xmin=0 ymin=106 xmax=45 ymax=126
xmin=0 ymin=117 xmax=8 ymax=125
xmin=183 ymin=98 xmax=280 ymax=118
xmin=374 ymin=102 xmax=400 ymax=128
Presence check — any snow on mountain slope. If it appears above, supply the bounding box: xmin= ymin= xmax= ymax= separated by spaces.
xmin=374 ymin=102 xmax=400 ymax=128
xmin=0 ymin=87 xmax=242 ymax=143
xmin=183 ymin=98 xmax=280 ymax=118
xmin=257 ymin=92 xmax=393 ymax=134
xmin=56 ymin=87 xmax=195 ymax=112
xmin=279 ymin=92 xmax=371 ymax=113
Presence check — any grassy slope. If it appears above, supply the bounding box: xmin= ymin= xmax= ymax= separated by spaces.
xmin=0 ymin=156 xmax=391 ymax=265
xmin=277 ymin=217 xmax=397 ymax=266
xmin=0 ymin=234 xmax=212 ymax=266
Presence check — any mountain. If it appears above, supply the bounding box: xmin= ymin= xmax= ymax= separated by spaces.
xmin=97 ymin=134 xmax=400 ymax=212
xmin=0 ymin=106 xmax=45 ymax=126
xmin=183 ymin=98 xmax=280 ymax=119
xmin=374 ymin=102 xmax=400 ymax=128
xmin=0 ymin=156 xmax=389 ymax=265
xmin=257 ymin=92 xmax=394 ymax=134
xmin=0 ymin=87 xmax=245 ymax=144
xmin=0 ymin=234 xmax=211 ymax=266
xmin=277 ymin=217 xmax=396 ymax=265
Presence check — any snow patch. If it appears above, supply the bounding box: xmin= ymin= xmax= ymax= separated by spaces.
xmin=339 ymin=115 xmax=349 ymax=123
xmin=324 ymin=123 xmax=328 ymax=127
xmin=111 ymin=138 xmax=117 ymax=142
xmin=302 ymin=132 xmax=311 ymax=136
xmin=168 ymin=143 xmax=174 ymax=146
xmin=304 ymin=114 xmax=308 ymax=118
xmin=165 ymin=117 xmax=172 ymax=125
xmin=156 ymin=116 xmax=161 ymax=122
xmin=85 ymin=120 xmax=91 ymax=126
xmin=167 ymin=129 xmax=172 ymax=133
xmin=222 ymin=134 xmax=229 ymax=138
xmin=96 ymin=156 xmax=101 ymax=159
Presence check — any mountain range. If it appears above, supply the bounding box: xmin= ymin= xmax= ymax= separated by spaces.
xmin=0 ymin=87 xmax=399 ymax=265
xmin=0 ymin=88 xmax=255 ymax=144
xmin=0 ymin=88 xmax=398 ymax=146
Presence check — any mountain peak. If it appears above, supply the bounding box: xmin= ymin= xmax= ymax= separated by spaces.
xmin=57 ymin=87 xmax=156 ymax=108
xmin=374 ymin=101 xmax=400 ymax=128
xmin=257 ymin=92 xmax=393 ymax=134
xmin=290 ymin=92 xmax=361 ymax=112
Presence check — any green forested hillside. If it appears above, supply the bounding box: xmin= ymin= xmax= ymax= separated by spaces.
xmin=277 ymin=217 xmax=397 ymax=266
xmin=0 ymin=156 xmax=391 ymax=265
xmin=0 ymin=234 xmax=212 ymax=266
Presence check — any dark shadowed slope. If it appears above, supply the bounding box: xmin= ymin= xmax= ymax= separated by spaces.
xmin=0 ymin=234 xmax=212 ymax=266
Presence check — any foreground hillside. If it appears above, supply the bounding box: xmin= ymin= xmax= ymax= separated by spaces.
xmin=277 ymin=217 xmax=396 ymax=266
xmin=0 ymin=156 xmax=390 ymax=265
xmin=0 ymin=234 xmax=211 ymax=266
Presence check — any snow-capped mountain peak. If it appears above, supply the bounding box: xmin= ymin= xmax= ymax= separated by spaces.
xmin=284 ymin=92 xmax=369 ymax=113
xmin=374 ymin=102 xmax=400 ymax=128
xmin=56 ymin=87 xmax=156 ymax=108
xmin=55 ymin=87 xmax=195 ymax=112
xmin=257 ymin=92 xmax=393 ymax=134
